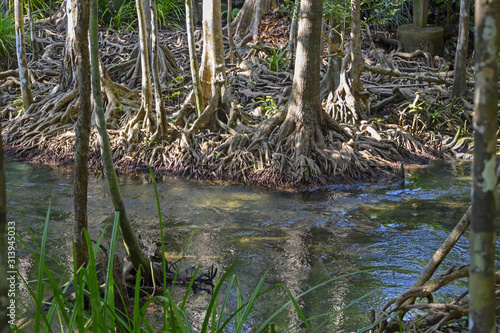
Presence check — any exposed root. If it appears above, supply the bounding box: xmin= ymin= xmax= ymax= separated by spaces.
xmin=107 ymin=42 xmax=178 ymax=89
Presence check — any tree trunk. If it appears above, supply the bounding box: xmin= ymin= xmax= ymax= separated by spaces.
xmin=150 ymin=0 xmax=168 ymax=139
xmin=286 ymin=0 xmax=299 ymax=59
xmin=451 ymin=0 xmax=470 ymax=98
xmin=14 ymin=0 xmax=33 ymax=111
xmin=469 ymin=0 xmax=499 ymax=330
xmin=90 ymin=0 xmax=152 ymax=281
xmin=320 ymin=15 xmax=342 ymax=101
xmin=73 ymin=0 xmax=91 ymax=269
xmin=199 ymin=0 xmax=227 ymax=106
xmin=186 ymin=0 xmax=204 ymax=116
xmin=279 ymin=0 xmax=323 ymax=162
xmin=227 ymin=0 xmax=234 ymax=64
xmin=27 ymin=0 xmax=38 ymax=61
xmin=135 ymin=0 xmax=153 ymax=133
xmin=231 ymin=0 xmax=273 ymax=46
xmin=350 ymin=0 xmax=364 ymax=102
xmin=58 ymin=0 xmax=78 ymax=92
xmin=0 ymin=129 xmax=9 ymax=333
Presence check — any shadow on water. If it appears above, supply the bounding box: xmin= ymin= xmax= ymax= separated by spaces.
xmin=6 ymin=159 xmax=500 ymax=331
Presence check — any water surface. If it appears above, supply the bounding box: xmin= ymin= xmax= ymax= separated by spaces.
xmin=6 ymin=159 xmax=498 ymax=331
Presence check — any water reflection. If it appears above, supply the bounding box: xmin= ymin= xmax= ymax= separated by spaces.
xmin=6 ymin=159 xmax=497 ymax=331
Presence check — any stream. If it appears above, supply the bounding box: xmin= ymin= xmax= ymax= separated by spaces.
xmin=6 ymin=159 xmax=500 ymax=332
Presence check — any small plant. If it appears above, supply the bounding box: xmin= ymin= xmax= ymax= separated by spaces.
xmin=252 ymin=96 xmax=280 ymax=118
xmin=269 ymin=46 xmax=288 ymax=74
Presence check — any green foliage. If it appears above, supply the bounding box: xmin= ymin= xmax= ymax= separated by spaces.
xmin=402 ymin=98 xmax=472 ymax=135
xmin=110 ymin=0 xmax=137 ymax=30
xmin=156 ymin=0 xmax=184 ymax=28
xmin=269 ymin=46 xmax=288 ymax=74
xmin=0 ymin=11 xmax=15 ymax=61
xmin=360 ymin=0 xmax=411 ymax=27
xmin=252 ymin=96 xmax=281 ymax=118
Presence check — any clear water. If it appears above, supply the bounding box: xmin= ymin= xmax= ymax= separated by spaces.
xmin=6 ymin=159 xmax=499 ymax=332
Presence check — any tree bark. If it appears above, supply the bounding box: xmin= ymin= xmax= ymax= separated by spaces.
xmin=58 ymin=0 xmax=78 ymax=92
xmin=186 ymin=0 xmax=204 ymax=116
xmin=150 ymin=0 xmax=168 ymax=139
xmin=350 ymin=0 xmax=364 ymax=100
xmin=231 ymin=0 xmax=273 ymax=46
xmin=135 ymin=0 xmax=153 ymax=133
xmin=320 ymin=15 xmax=342 ymax=101
xmin=90 ymin=0 xmax=152 ymax=281
xmin=199 ymin=0 xmax=227 ymax=106
xmin=14 ymin=0 xmax=33 ymax=111
xmin=469 ymin=0 xmax=499 ymax=331
xmin=451 ymin=0 xmax=470 ymax=98
xmin=27 ymin=0 xmax=38 ymax=61
xmin=279 ymin=0 xmax=323 ymax=160
xmin=286 ymin=0 xmax=299 ymax=59
xmin=73 ymin=0 xmax=91 ymax=269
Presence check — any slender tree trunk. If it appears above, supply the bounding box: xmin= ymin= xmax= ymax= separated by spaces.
xmin=58 ymin=0 xmax=78 ymax=92
xmin=136 ymin=0 xmax=153 ymax=133
xmin=27 ymin=0 xmax=38 ymax=61
xmin=186 ymin=0 xmax=204 ymax=115
xmin=14 ymin=0 xmax=33 ymax=111
xmin=227 ymin=0 xmax=234 ymax=64
xmin=73 ymin=0 xmax=90 ymax=269
xmin=287 ymin=0 xmax=299 ymax=59
xmin=469 ymin=0 xmax=499 ymax=331
xmin=150 ymin=0 xmax=167 ymax=138
xmin=350 ymin=0 xmax=364 ymax=99
xmin=90 ymin=0 xmax=152 ymax=280
xmin=0 ymin=130 xmax=9 ymax=333
xmin=320 ymin=15 xmax=342 ymax=100
xmin=451 ymin=0 xmax=470 ymax=98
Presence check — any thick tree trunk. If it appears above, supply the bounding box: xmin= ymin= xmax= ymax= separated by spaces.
xmin=0 ymin=130 xmax=9 ymax=333
xmin=73 ymin=0 xmax=91 ymax=269
xmin=91 ymin=0 xmax=152 ymax=281
xmin=186 ymin=0 xmax=204 ymax=116
xmin=199 ymin=0 xmax=227 ymax=106
xmin=451 ymin=0 xmax=470 ymax=98
xmin=231 ymin=0 xmax=273 ymax=46
xmin=14 ymin=0 xmax=33 ymax=111
xmin=469 ymin=0 xmax=499 ymax=330
xmin=279 ymin=0 xmax=323 ymax=160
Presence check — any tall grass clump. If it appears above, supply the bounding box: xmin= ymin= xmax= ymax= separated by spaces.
xmin=157 ymin=0 xmax=184 ymax=27
xmin=13 ymin=172 xmax=377 ymax=332
xmin=0 ymin=11 xmax=15 ymax=63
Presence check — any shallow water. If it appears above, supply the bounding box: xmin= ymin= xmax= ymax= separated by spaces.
xmin=6 ymin=159 xmax=499 ymax=331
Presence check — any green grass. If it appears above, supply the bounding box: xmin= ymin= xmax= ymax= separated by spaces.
xmin=0 ymin=11 xmax=15 ymax=62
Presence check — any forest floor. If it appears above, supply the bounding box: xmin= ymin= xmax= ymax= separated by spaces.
xmin=0 ymin=9 xmax=476 ymax=190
